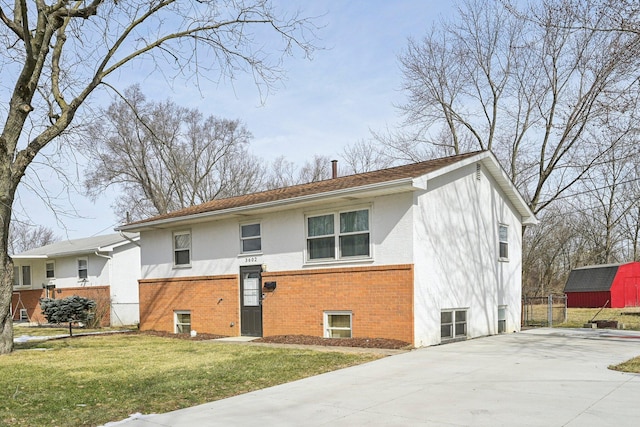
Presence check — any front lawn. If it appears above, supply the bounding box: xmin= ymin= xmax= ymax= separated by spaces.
xmin=1 ymin=333 xmax=381 ymax=426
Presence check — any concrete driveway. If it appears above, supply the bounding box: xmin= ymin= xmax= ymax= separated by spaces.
xmin=107 ymin=328 xmax=640 ymax=426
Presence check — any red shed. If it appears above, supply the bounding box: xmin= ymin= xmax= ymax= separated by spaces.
xmin=564 ymin=262 xmax=640 ymax=308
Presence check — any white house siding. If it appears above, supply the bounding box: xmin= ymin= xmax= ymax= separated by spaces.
xmin=140 ymin=191 xmax=415 ymax=279
xmin=413 ymin=162 xmax=523 ymax=347
xmin=14 ymin=254 xmax=109 ymax=291
xmin=109 ymin=243 xmax=141 ymax=326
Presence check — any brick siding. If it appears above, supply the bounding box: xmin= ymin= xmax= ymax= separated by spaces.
xmin=11 ymin=286 xmax=111 ymax=326
xmin=138 ymin=264 xmax=414 ymax=344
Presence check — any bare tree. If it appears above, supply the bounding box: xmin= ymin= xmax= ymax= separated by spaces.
xmin=8 ymin=221 xmax=58 ymax=255
xmin=82 ymin=85 xmax=265 ymax=221
xmin=341 ymin=139 xmax=394 ymax=174
xmin=263 ymin=155 xmax=333 ymax=189
xmin=0 ymin=0 xmax=317 ymax=353
xmin=393 ymin=0 xmax=640 ymax=216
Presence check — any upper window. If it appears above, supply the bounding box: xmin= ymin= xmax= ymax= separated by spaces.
xmin=498 ymin=224 xmax=509 ymax=260
xmin=77 ymin=258 xmax=88 ymax=279
xmin=46 ymin=261 xmax=55 ymax=279
xmin=240 ymin=223 xmax=261 ymax=253
xmin=13 ymin=266 xmax=19 ymax=287
xmin=173 ymin=231 xmax=191 ymax=266
xmin=21 ymin=265 xmax=32 ymax=287
xmin=307 ymin=209 xmax=370 ymax=261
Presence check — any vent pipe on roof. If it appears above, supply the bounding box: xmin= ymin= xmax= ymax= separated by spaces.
xmin=331 ymin=160 xmax=338 ymax=179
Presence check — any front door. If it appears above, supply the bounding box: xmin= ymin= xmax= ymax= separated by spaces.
xmin=240 ymin=265 xmax=263 ymax=337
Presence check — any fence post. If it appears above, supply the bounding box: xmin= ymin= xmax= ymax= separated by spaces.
xmin=548 ymin=294 xmax=553 ymax=327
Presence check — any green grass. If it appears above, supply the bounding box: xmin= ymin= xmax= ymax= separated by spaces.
xmin=558 ymin=308 xmax=640 ymax=330
xmin=1 ymin=333 xmax=381 ymax=426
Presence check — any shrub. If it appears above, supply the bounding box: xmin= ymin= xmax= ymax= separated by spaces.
xmin=40 ymin=296 xmax=97 ymax=336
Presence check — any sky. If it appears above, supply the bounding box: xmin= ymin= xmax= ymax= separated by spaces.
xmin=15 ymin=0 xmax=456 ymax=242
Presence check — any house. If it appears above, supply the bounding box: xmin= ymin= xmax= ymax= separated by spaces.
xmin=118 ymin=151 xmax=536 ymax=347
xmin=11 ymin=233 xmax=141 ymax=326
xmin=564 ymin=262 xmax=640 ymax=308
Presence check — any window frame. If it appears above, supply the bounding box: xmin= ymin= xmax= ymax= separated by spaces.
xmin=306 ymin=207 xmax=371 ymax=263
xmin=240 ymin=222 xmax=262 ymax=254
xmin=13 ymin=266 xmax=20 ymax=287
xmin=323 ymin=311 xmax=353 ymax=338
xmin=45 ymin=261 xmax=55 ymax=279
xmin=21 ymin=265 xmax=32 ymax=287
xmin=498 ymin=305 xmax=507 ymax=333
xmin=441 ymin=309 xmax=468 ymax=341
xmin=498 ymin=224 xmax=509 ymax=261
xmin=77 ymin=257 xmax=88 ymax=280
xmin=174 ymin=310 xmax=191 ymax=334
xmin=173 ymin=230 xmax=192 ymax=268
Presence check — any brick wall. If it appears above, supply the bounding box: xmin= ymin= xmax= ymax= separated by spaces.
xmin=262 ymin=264 xmax=414 ymax=344
xmin=138 ymin=264 xmax=414 ymax=344
xmin=138 ymin=275 xmax=239 ymax=335
xmin=12 ymin=286 xmax=111 ymax=326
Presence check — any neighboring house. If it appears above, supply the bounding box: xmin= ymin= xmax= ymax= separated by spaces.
xmin=564 ymin=262 xmax=640 ymax=308
xmin=118 ymin=151 xmax=536 ymax=347
xmin=11 ymin=233 xmax=141 ymax=326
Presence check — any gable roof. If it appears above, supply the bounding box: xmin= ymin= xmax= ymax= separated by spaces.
xmin=11 ymin=232 xmax=139 ymax=259
xmin=563 ymin=264 xmax=621 ymax=293
xmin=118 ymin=151 xmax=537 ymax=232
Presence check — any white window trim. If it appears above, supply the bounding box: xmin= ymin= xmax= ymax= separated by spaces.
xmin=46 ymin=261 xmax=56 ymax=279
xmin=173 ymin=230 xmax=192 ymax=268
xmin=498 ymin=305 xmax=507 ymax=333
xmin=323 ymin=311 xmax=353 ymax=338
xmin=498 ymin=223 xmax=509 ymax=261
xmin=240 ymin=222 xmax=262 ymax=254
xmin=174 ymin=310 xmax=191 ymax=334
xmin=305 ymin=206 xmax=372 ymax=263
xmin=441 ymin=309 xmax=468 ymax=341
xmin=12 ymin=265 xmax=21 ymax=287
xmin=77 ymin=257 xmax=89 ymax=280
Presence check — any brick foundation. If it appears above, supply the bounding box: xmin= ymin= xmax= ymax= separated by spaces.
xmin=138 ymin=264 xmax=414 ymax=344
xmin=138 ymin=275 xmax=239 ymax=335
xmin=12 ymin=286 xmax=111 ymax=326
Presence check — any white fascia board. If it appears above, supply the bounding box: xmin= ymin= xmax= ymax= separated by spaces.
xmin=11 ymin=255 xmax=49 ymax=259
xmin=118 ymin=178 xmax=417 ymax=232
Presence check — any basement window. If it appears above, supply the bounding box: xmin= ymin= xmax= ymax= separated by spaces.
xmin=441 ymin=309 xmax=467 ymax=341
xmin=175 ymin=311 xmax=191 ymax=334
xmin=498 ymin=306 xmax=507 ymax=333
xmin=324 ymin=311 xmax=352 ymax=338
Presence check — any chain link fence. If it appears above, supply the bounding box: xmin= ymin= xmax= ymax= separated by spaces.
xmin=522 ymin=294 xmax=567 ymax=327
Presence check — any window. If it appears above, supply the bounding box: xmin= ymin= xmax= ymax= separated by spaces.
xmin=173 ymin=231 xmax=191 ymax=266
xmin=498 ymin=306 xmax=507 ymax=333
xmin=46 ymin=262 xmax=55 ymax=279
xmin=324 ymin=311 xmax=352 ymax=338
xmin=498 ymin=224 xmax=509 ymax=260
xmin=441 ymin=309 xmax=467 ymax=340
xmin=175 ymin=311 xmax=191 ymax=334
xmin=19 ymin=309 xmax=28 ymax=321
xmin=240 ymin=223 xmax=261 ymax=253
xmin=307 ymin=209 xmax=370 ymax=261
xmin=77 ymin=258 xmax=88 ymax=279
xmin=21 ymin=265 xmax=31 ymax=287
xmin=13 ymin=266 xmax=19 ymax=287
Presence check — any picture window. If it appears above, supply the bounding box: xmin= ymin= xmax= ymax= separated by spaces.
xmin=307 ymin=209 xmax=370 ymax=261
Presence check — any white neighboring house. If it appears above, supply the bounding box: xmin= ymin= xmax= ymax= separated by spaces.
xmin=11 ymin=233 xmax=140 ymax=326
xmin=119 ymin=151 xmax=537 ymax=347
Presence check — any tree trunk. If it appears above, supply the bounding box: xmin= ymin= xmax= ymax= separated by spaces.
xmin=0 ymin=206 xmax=15 ymax=354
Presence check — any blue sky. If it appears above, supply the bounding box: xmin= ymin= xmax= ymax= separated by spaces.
xmin=17 ymin=0 xmax=456 ymax=241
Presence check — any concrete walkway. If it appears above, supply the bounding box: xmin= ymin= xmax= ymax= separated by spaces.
xmin=106 ymin=328 xmax=640 ymax=426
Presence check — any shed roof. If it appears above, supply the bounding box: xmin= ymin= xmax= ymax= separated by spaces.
xmin=117 ymin=150 xmax=537 ymax=232
xmin=11 ymin=232 xmax=139 ymax=259
xmin=563 ymin=264 xmax=621 ymax=293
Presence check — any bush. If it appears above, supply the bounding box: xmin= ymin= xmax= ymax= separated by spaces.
xmin=40 ymin=296 xmax=96 ymax=336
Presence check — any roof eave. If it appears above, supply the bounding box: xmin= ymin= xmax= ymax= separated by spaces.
xmin=117 ymin=178 xmax=417 ymax=232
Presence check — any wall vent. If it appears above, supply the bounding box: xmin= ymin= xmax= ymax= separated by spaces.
xmin=476 ymin=164 xmax=481 ymax=181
